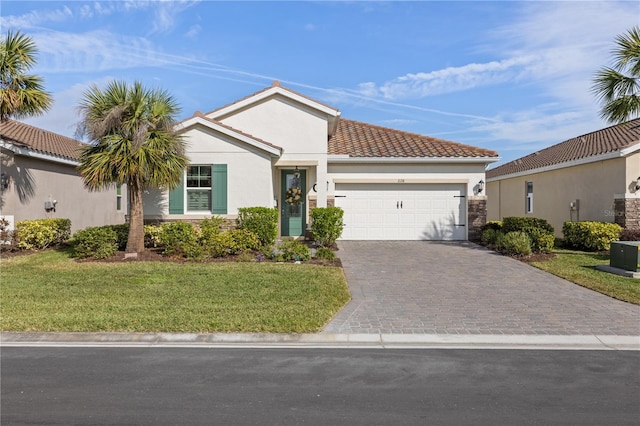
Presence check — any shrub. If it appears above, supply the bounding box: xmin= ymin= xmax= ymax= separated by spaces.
xmin=315 ymin=247 xmax=336 ymax=261
xmin=619 ymin=228 xmax=640 ymax=241
xmin=227 ymin=229 xmax=261 ymax=253
xmin=524 ymin=227 xmax=555 ymax=253
xmin=71 ymin=226 xmax=118 ymax=259
xmin=158 ymin=222 xmax=200 ymax=258
xmin=562 ymin=221 xmax=623 ymax=251
xmin=104 ymin=224 xmax=129 ymax=251
xmin=502 ymin=217 xmax=554 ymax=235
xmin=237 ymin=207 xmax=278 ymax=247
xmin=201 ymin=231 xmax=234 ymax=258
xmin=278 ymin=240 xmax=311 ymax=261
xmin=481 ymin=228 xmax=501 ymax=246
xmin=144 ymin=225 xmax=163 ymax=248
xmin=498 ymin=231 xmax=532 ymax=256
xmin=199 ymin=216 xmax=225 ymax=240
xmin=310 ymin=207 xmax=344 ymax=247
xmin=501 ymin=217 xmax=554 ymax=253
xmin=15 ymin=218 xmax=71 ymax=250
xmin=481 ymin=221 xmax=503 ymax=232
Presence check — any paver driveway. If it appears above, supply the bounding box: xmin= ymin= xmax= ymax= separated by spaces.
xmin=323 ymin=241 xmax=640 ymax=335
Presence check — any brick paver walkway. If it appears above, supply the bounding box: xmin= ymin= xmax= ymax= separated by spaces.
xmin=322 ymin=241 xmax=640 ymax=335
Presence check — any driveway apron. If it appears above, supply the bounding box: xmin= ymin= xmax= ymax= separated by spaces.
xmin=323 ymin=241 xmax=640 ymax=335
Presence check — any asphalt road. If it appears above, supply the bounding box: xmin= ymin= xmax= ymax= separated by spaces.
xmin=2 ymin=348 xmax=638 ymax=425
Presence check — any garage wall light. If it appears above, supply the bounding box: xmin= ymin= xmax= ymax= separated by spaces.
xmin=635 ymin=177 xmax=640 ymax=191
xmin=478 ymin=179 xmax=485 ymax=193
xmin=0 ymin=173 xmax=9 ymax=190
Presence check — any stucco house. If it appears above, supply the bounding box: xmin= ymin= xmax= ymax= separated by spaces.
xmin=0 ymin=119 xmax=126 ymax=233
xmin=143 ymin=82 xmax=499 ymax=241
xmin=486 ymin=118 xmax=640 ymax=235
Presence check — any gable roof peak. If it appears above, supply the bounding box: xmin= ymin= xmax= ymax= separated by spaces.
xmin=271 ymin=80 xmax=281 ymax=87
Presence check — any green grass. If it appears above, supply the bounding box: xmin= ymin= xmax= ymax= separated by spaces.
xmin=530 ymin=249 xmax=640 ymax=305
xmin=0 ymin=250 xmax=351 ymax=333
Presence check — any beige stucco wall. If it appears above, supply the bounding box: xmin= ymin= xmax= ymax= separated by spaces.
xmin=144 ymin=124 xmax=276 ymax=219
xmin=624 ymin=152 xmax=640 ymax=193
xmin=487 ymin=156 xmax=629 ymax=236
xmin=0 ymin=151 xmax=126 ymax=232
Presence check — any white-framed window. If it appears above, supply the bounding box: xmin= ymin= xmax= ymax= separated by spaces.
xmin=116 ymin=184 xmax=122 ymax=211
xmin=525 ymin=181 xmax=533 ymax=213
xmin=186 ymin=165 xmax=212 ymax=212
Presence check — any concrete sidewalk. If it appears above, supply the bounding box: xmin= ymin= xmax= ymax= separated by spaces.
xmin=1 ymin=332 xmax=638 ymax=350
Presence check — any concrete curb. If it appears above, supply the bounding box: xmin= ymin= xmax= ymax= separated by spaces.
xmin=2 ymin=332 xmax=639 ymax=350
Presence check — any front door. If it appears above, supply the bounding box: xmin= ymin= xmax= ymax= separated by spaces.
xmin=280 ymin=169 xmax=306 ymax=237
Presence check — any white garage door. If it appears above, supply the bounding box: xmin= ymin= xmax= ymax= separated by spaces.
xmin=335 ymin=183 xmax=466 ymax=241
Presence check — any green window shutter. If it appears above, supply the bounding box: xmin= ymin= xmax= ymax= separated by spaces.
xmin=169 ymin=174 xmax=185 ymax=214
xmin=212 ymin=164 xmax=228 ymax=214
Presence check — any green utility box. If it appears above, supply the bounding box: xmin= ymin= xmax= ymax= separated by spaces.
xmin=610 ymin=241 xmax=640 ymax=272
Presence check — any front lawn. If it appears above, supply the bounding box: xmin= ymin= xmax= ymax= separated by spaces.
xmin=530 ymin=249 xmax=640 ymax=305
xmin=0 ymin=250 xmax=350 ymax=333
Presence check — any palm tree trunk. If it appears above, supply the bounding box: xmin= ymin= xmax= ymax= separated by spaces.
xmin=126 ymin=186 xmax=145 ymax=254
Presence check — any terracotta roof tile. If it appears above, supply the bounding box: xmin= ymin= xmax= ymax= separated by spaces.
xmin=486 ymin=118 xmax=640 ymax=179
xmin=0 ymin=119 xmax=83 ymax=161
xmin=329 ymin=119 xmax=499 ymax=158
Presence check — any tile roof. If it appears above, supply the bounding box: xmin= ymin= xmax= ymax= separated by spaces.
xmin=329 ymin=119 xmax=499 ymax=158
xmin=0 ymin=119 xmax=84 ymax=161
xmin=486 ymin=118 xmax=640 ymax=179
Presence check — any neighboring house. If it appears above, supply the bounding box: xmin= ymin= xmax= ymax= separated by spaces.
xmin=143 ymin=82 xmax=499 ymax=241
xmin=0 ymin=120 xmax=126 ymax=233
xmin=486 ymin=118 xmax=640 ymax=235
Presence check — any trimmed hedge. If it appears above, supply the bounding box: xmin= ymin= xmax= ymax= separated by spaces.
xmin=72 ymin=226 xmax=118 ymax=259
xmin=278 ymin=240 xmax=311 ymax=261
xmin=237 ymin=207 xmax=278 ymax=247
xmin=562 ymin=221 xmax=623 ymax=251
xmin=15 ymin=218 xmax=71 ymax=250
xmin=500 ymin=217 xmax=554 ymax=253
xmin=310 ymin=207 xmax=344 ymax=247
xmin=481 ymin=221 xmax=503 ymax=232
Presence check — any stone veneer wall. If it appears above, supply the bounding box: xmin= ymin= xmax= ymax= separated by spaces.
xmin=614 ymin=198 xmax=640 ymax=229
xmin=467 ymin=197 xmax=487 ymax=241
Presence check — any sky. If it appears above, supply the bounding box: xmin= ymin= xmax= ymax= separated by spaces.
xmin=1 ymin=0 xmax=638 ymax=167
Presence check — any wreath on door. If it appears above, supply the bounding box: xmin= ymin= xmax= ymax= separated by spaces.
xmin=285 ymin=187 xmax=303 ymax=205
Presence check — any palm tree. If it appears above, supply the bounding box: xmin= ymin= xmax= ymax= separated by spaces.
xmin=0 ymin=30 xmax=52 ymax=121
xmin=77 ymin=80 xmax=188 ymax=255
xmin=592 ymin=26 xmax=640 ymax=124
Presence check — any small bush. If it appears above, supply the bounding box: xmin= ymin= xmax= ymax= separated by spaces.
xmin=498 ymin=231 xmax=532 ymax=256
xmin=199 ymin=216 xmax=225 ymax=240
xmin=502 ymin=217 xmax=554 ymax=235
xmin=237 ymin=207 xmax=278 ymax=247
xmin=104 ymin=224 xmax=129 ymax=251
xmin=310 ymin=207 xmax=344 ymax=247
xmin=72 ymin=227 xmax=118 ymax=259
xmin=227 ymin=229 xmax=261 ymax=253
xmin=562 ymin=221 xmax=623 ymax=251
xmin=159 ymin=222 xmax=200 ymax=258
xmin=481 ymin=221 xmax=503 ymax=232
xmin=315 ymin=247 xmax=336 ymax=261
xmin=201 ymin=231 xmax=234 ymax=258
xmin=278 ymin=240 xmax=311 ymax=261
xmin=501 ymin=217 xmax=554 ymax=253
xmin=15 ymin=218 xmax=71 ymax=250
xmin=481 ymin=228 xmax=501 ymax=246
xmin=619 ymin=228 xmax=640 ymax=241
xmin=524 ymin=227 xmax=555 ymax=253
xmin=144 ymin=225 xmax=163 ymax=248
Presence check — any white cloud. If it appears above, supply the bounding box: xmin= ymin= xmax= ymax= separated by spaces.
xmin=185 ymin=24 xmax=202 ymax=39
xmin=372 ymin=56 xmax=537 ymax=99
xmin=0 ymin=5 xmax=72 ymax=28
